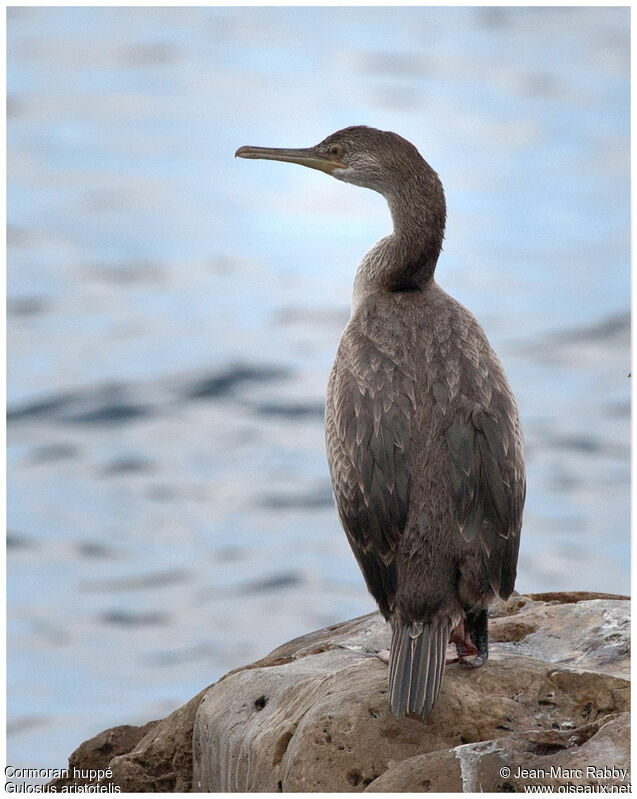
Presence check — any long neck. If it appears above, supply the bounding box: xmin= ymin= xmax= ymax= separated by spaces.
xmin=353 ymin=165 xmax=446 ymax=301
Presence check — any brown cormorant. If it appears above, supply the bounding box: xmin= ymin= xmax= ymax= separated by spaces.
xmin=236 ymin=126 xmax=526 ymax=718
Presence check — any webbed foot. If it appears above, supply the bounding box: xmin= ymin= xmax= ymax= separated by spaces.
xmin=461 ymin=607 xmax=489 ymax=667
xmin=449 ymin=608 xmax=488 ymax=668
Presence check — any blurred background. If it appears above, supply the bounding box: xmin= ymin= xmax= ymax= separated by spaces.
xmin=7 ymin=6 xmax=630 ymax=775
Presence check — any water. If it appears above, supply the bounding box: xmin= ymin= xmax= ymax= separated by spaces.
xmin=7 ymin=6 xmax=630 ymax=775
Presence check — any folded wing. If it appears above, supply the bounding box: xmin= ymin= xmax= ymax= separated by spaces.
xmin=326 ymin=331 xmax=416 ymax=617
xmin=445 ymin=395 xmax=525 ymax=598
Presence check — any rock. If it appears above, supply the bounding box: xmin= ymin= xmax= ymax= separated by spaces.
xmin=366 ymin=713 xmax=630 ymax=792
xmin=192 ymin=592 xmax=630 ymax=792
xmin=48 ymin=720 xmax=160 ymax=790
xmin=49 ymin=688 xmax=209 ymax=792
xmin=104 ymin=689 xmax=208 ymax=792
xmin=489 ymin=593 xmax=630 ymax=678
xmin=50 ymin=592 xmax=630 ymax=792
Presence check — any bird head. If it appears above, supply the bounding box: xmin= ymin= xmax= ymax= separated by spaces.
xmin=235 ymin=125 xmax=430 ymax=197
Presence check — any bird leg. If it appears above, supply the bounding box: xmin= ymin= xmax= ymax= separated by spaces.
xmin=447 ymin=619 xmax=479 ymax=664
xmin=456 ymin=608 xmax=489 ymax=668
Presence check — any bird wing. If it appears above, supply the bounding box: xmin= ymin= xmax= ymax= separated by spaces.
xmin=445 ymin=389 xmax=526 ymax=599
xmin=325 ymin=328 xmax=415 ymax=618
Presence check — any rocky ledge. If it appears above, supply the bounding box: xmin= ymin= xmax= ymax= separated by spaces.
xmin=50 ymin=591 xmax=630 ymax=793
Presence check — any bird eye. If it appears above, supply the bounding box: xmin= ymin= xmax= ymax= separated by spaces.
xmin=328 ymin=144 xmax=344 ymax=159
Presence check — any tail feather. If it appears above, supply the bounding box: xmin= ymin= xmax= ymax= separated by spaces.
xmin=388 ymin=618 xmax=451 ymax=718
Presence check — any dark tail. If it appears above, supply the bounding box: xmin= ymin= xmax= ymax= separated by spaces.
xmin=388 ymin=618 xmax=451 ymax=718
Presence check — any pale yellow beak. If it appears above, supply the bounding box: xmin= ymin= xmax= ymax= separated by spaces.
xmin=235 ymin=145 xmax=342 ymax=175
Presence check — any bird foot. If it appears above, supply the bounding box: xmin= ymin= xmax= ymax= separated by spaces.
xmin=449 ymin=620 xmax=479 ymax=656
xmin=457 ymin=652 xmax=488 ymax=669
xmin=449 ymin=610 xmax=489 ymax=668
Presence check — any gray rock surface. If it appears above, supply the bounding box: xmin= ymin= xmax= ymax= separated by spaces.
xmin=366 ymin=712 xmax=630 ymax=792
xmin=49 ymin=592 xmax=630 ymax=792
xmin=49 ymin=689 xmax=208 ymax=792
xmin=192 ymin=592 xmax=630 ymax=792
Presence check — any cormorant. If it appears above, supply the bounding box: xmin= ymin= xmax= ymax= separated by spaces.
xmin=236 ymin=126 xmax=525 ymax=718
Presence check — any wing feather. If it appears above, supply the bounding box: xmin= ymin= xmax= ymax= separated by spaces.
xmin=326 ymin=328 xmax=415 ymax=617
xmin=446 ymin=392 xmax=525 ymax=599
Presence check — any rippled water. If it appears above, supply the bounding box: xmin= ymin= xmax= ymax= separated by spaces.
xmin=7 ymin=6 xmax=630 ymax=775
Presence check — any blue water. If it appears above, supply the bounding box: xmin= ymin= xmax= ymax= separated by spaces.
xmin=7 ymin=6 xmax=630 ymax=775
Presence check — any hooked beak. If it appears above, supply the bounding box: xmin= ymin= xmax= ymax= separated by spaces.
xmin=235 ymin=145 xmax=343 ymax=175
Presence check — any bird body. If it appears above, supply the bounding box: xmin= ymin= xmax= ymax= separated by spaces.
xmin=326 ymin=277 xmax=524 ymax=715
xmin=236 ymin=126 xmax=525 ymax=718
